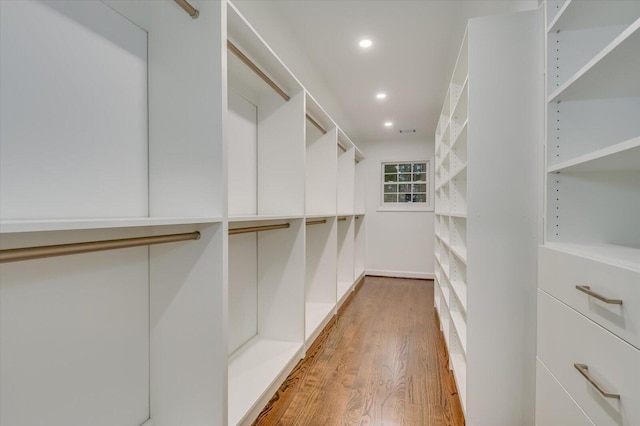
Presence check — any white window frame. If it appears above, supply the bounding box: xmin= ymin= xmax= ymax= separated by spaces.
xmin=378 ymin=159 xmax=434 ymax=212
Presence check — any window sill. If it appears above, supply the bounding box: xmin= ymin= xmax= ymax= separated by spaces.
xmin=377 ymin=205 xmax=433 ymax=213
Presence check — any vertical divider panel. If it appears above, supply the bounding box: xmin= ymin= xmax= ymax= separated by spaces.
xmin=305 ymin=218 xmax=338 ymax=343
xmin=150 ymin=224 xmax=225 ymax=425
xmin=466 ymin=10 xmax=540 ymax=424
xmin=354 ymin=216 xmax=366 ymax=279
xmin=228 ymin=232 xmax=258 ymax=354
xmin=257 ymin=218 xmax=305 ymax=342
xmin=337 ymin=216 xmax=355 ymax=305
xmin=305 ymin=102 xmax=338 ymax=216
xmin=228 ymin=90 xmax=258 ymax=216
xmin=337 ymin=147 xmax=356 ymax=215
xmin=355 ymin=156 xmax=366 ymax=214
xmin=145 ymin=0 xmax=225 ymax=219
xmin=258 ymin=91 xmax=306 ymax=216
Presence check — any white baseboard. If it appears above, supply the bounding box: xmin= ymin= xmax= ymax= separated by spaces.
xmin=365 ymin=269 xmax=434 ymax=280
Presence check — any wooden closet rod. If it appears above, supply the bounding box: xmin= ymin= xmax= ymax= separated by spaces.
xmin=229 ymin=223 xmax=290 ymax=235
xmin=227 ymin=41 xmax=290 ymax=102
xmin=174 ymin=0 xmax=199 ymax=19
xmin=306 ymin=219 xmax=327 ymax=226
xmin=0 ymin=231 xmax=201 ymax=264
xmin=306 ymin=114 xmax=327 ymax=135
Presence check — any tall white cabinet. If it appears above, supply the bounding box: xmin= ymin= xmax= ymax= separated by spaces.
xmin=0 ymin=1 xmax=365 ymax=425
xmin=434 ymin=9 xmax=540 ymax=424
xmin=536 ymin=2 xmax=640 ymax=425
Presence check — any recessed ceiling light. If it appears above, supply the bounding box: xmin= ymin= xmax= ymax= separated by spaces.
xmin=359 ymin=39 xmax=373 ymax=48
xmin=384 ymin=121 xmax=393 ymax=127
xmin=376 ymin=93 xmax=387 ymax=99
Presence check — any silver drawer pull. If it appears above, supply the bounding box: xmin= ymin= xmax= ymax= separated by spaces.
xmin=575 ymin=285 xmax=623 ymax=305
xmin=574 ymin=363 xmax=620 ymax=399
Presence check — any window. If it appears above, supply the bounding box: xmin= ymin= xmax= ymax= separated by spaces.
xmin=380 ymin=160 xmax=432 ymax=211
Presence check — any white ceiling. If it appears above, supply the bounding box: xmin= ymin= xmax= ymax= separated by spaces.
xmin=234 ymin=0 xmax=538 ymax=143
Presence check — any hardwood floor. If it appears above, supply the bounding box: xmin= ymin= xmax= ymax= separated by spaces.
xmin=253 ymin=276 xmax=465 ymax=426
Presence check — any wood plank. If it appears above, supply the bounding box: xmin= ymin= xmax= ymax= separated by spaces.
xmin=253 ymin=276 xmax=465 ymax=425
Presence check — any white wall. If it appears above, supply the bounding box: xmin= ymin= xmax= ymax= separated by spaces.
xmin=359 ymin=138 xmax=435 ymax=279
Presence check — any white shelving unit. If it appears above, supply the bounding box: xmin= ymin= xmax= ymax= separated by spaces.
xmin=0 ymin=2 xmax=226 ymax=426
xmin=304 ymin=218 xmax=337 ymax=346
xmin=354 ymin=215 xmax=366 ymax=282
xmin=0 ymin=1 xmax=367 ymax=426
xmin=537 ymin=2 xmax=640 ymax=425
xmin=226 ymin=5 xmax=305 ymax=424
xmin=305 ymin=94 xmax=338 ymax=217
xmin=355 ymin=149 xmax=366 ymax=215
xmin=227 ymin=4 xmax=305 ymax=219
xmin=228 ymin=219 xmax=305 ymax=426
xmin=337 ymin=216 xmax=355 ymax=308
xmin=337 ymin=130 xmax=356 ymax=216
xmin=434 ymin=10 xmax=540 ymax=423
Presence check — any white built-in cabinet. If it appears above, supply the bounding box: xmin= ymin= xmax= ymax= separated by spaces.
xmin=434 ymin=9 xmax=540 ymax=424
xmin=536 ymin=2 xmax=640 ymax=425
xmin=0 ymin=1 xmax=365 ymax=425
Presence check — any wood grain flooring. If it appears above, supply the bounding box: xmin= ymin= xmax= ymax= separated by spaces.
xmin=253 ymin=276 xmax=465 ymax=426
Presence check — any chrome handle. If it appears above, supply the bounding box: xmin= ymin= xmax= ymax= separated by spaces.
xmin=574 ymin=363 xmax=620 ymax=399
xmin=575 ymin=285 xmax=622 ymax=305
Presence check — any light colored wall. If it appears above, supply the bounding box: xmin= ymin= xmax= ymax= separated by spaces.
xmin=359 ymin=138 xmax=435 ymax=279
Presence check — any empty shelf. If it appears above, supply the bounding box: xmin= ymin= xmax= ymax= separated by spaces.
xmin=228 ymin=337 xmax=302 ymax=426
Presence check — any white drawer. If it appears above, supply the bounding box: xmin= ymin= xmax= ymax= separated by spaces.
xmin=538 ymin=290 xmax=640 ymax=426
xmin=536 ymin=357 xmax=595 ymax=426
xmin=539 ymin=245 xmax=640 ymax=348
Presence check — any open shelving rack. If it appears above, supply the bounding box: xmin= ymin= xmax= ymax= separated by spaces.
xmin=0 ymin=1 xmax=366 ymax=426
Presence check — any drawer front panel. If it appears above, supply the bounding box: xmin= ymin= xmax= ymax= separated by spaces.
xmin=539 ymin=246 xmax=640 ymax=348
xmin=536 ymin=357 xmax=595 ymax=426
xmin=538 ymin=290 xmax=640 ymax=426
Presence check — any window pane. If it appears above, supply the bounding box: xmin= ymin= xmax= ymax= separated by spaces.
xmin=399 ymin=194 xmax=411 ymax=202
xmin=413 ymin=173 xmax=426 ymax=182
xmin=384 ymin=194 xmax=397 ymax=203
xmin=384 ymin=173 xmax=398 ymax=182
xmin=398 ymin=173 xmax=412 ymax=182
xmin=412 ymin=193 xmax=427 ymax=203
xmin=384 ymin=164 xmax=398 ymax=173
xmin=384 ymin=184 xmax=397 ymax=193
xmin=399 ymin=184 xmax=411 ymax=193
xmin=398 ymin=163 xmax=412 ymax=173
xmin=413 ymin=163 xmax=425 ymax=173
xmin=412 ymin=184 xmax=426 ymax=192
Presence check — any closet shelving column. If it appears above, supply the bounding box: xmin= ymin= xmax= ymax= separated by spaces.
xmin=0 ymin=1 xmax=226 ymax=425
xmin=434 ymin=91 xmax=450 ymax=335
xmin=336 ymin=130 xmax=356 ymax=307
xmin=304 ymin=94 xmax=338 ymax=346
xmin=434 ymin=30 xmax=468 ymax=411
xmin=226 ymin=3 xmax=306 ymax=425
xmin=354 ymin=149 xmax=366 ymax=282
xmin=537 ymin=2 xmax=640 ymax=424
xmin=434 ymin=10 xmax=539 ymax=423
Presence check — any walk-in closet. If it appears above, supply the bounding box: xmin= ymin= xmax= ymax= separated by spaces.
xmin=1 ymin=1 xmax=637 ymax=425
